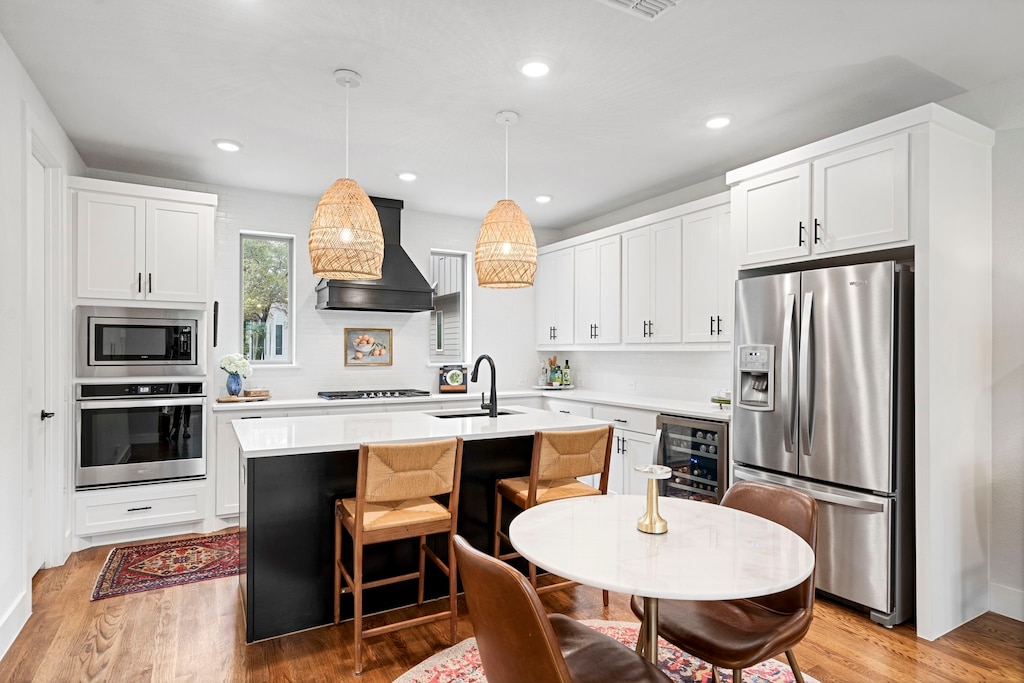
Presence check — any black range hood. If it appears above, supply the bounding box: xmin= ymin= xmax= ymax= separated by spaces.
xmin=315 ymin=196 xmax=434 ymax=312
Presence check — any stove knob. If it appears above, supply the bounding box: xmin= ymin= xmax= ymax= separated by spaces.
xmin=385 ymin=391 xmax=393 ymax=397
xmin=360 ymin=392 xmax=369 ymax=399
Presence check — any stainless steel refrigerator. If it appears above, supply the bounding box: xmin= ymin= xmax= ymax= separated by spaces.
xmin=732 ymin=260 xmax=914 ymax=627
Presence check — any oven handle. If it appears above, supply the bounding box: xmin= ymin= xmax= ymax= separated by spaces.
xmin=78 ymin=397 xmax=205 ymax=410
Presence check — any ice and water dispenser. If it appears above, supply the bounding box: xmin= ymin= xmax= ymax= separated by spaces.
xmin=737 ymin=344 xmax=774 ymax=411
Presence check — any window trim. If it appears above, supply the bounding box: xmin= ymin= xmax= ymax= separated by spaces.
xmin=427 ymin=248 xmax=472 ymax=366
xmin=239 ymin=231 xmax=296 ymax=365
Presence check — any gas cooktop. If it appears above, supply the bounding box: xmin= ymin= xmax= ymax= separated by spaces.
xmin=318 ymin=389 xmax=432 ymax=400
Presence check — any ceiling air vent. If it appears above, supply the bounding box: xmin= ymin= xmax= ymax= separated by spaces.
xmin=596 ymin=0 xmax=679 ymax=21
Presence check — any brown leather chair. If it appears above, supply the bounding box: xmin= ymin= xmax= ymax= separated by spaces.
xmin=631 ymin=480 xmax=818 ymax=683
xmin=454 ymin=535 xmax=670 ymax=683
xmin=493 ymin=425 xmax=613 ymax=604
xmin=334 ymin=437 xmax=464 ymax=675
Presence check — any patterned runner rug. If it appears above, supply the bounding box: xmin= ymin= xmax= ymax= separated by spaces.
xmin=91 ymin=531 xmax=240 ymax=600
xmin=394 ymin=619 xmax=819 ymax=683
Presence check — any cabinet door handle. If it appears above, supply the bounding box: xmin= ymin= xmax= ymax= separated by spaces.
xmin=613 ymin=418 xmax=628 ymax=424
xmin=148 ymin=273 xmax=153 ymax=293
xmin=798 ymin=221 xmax=806 ymax=246
xmin=814 ymin=218 xmax=822 ymax=244
xmin=127 ymin=506 xmax=152 ymax=513
xmin=559 ymin=410 xmax=570 ymax=414
xmin=40 ymin=410 xmax=55 ymax=421
xmin=138 ymin=272 xmax=143 ymax=293
xmin=710 ymin=315 xmax=715 ymax=335
xmin=648 ymin=320 xmax=653 ymax=337
xmin=717 ymin=316 xmax=723 ymax=335
xmin=552 ymin=326 xmax=557 ymax=340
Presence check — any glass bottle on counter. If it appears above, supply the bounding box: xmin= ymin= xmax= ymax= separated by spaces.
xmin=562 ymin=359 xmax=572 ymax=386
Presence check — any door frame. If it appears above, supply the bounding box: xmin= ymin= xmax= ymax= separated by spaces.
xmin=24 ymin=104 xmax=71 ymax=570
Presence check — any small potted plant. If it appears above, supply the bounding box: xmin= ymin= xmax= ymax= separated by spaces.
xmin=219 ymin=353 xmax=252 ymax=397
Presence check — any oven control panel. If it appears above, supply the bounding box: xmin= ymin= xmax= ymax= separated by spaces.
xmin=77 ymin=382 xmax=205 ymax=399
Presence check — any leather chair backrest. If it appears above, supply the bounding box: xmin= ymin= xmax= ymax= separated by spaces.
xmin=453 ymin=535 xmax=573 ymax=683
xmin=721 ymin=480 xmax=818 ymax=615
xmin=534 ymin=426 xmax=614 ymax=481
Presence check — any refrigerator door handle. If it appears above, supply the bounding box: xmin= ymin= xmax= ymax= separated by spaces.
xmin=799 ymin=291 xmax=814 ymax=455
xmin=781 ymin=293 xmax=797 ymax=453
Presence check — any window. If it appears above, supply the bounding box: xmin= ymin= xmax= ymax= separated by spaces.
xmin=241 ymin=233 xmax=293 ymax=364
xmin=429 ymin=250 xmax=470 ymax=364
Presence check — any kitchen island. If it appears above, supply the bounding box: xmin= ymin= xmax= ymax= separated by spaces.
xmin=232 ymin=405 xmax=608 ymax=642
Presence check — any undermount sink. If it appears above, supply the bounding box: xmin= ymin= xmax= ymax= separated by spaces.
xmin=426 ymin=409 xmax=522 ymax=419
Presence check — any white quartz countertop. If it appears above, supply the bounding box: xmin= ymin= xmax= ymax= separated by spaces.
xmin=212 ymin=387 xmax=730 ymax=422
xmin=232 ymin=405 xmax=609 ymax=458
xmin=535 ymin=388 xmax=731 ymax=422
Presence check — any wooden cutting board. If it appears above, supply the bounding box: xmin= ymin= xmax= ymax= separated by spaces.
xmin=216 ymin=395 xmax=270 ymax=403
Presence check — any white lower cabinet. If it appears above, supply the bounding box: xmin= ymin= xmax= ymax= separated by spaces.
xmin=75 ymin=481 xmax=207 ymax=536
xmin=592 ymin=405 xmax=659 ymax=495
xmin=215 ymin=409 xmax=287 ymax=516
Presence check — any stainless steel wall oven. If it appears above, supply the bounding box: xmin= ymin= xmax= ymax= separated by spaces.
xmin=76 ymin=381 xmax=206 ymax=488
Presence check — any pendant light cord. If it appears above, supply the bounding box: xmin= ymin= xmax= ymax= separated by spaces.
xmin=345 ymin=83 xmax=350 ymax=179
xmin=504 ymin=124 xmax=510 ymax=199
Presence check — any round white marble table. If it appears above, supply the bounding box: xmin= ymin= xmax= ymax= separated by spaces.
xmin=509 ymin=495 xmax=815 ymax=663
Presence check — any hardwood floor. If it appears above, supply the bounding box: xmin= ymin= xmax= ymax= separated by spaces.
xmin=1 ymin=534 xmax=1021 ymax=682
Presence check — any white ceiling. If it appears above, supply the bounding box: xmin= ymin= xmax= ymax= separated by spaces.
xmin=2 ymin=0 xmax=1023 ymax=230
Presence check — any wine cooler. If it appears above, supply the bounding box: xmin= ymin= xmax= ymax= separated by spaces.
xmin=655 ymin=414 xmax=729 ymax=503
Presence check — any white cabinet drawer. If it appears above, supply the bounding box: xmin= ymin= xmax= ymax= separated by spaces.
xmin=592 ymin=405 xmax=658 ymax=434
xmin=545 ymin=398 xmax=592 ymax=417
xmin=75 ymin=483 xmax=206 ymax=536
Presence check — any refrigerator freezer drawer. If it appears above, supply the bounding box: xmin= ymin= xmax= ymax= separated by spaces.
xmin=733 ymin=467 xmax=892 ymax=614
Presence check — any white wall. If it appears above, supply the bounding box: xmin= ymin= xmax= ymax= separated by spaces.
xmin=0 ymin=30 xmax=84 ymax=660
xmin=549 ymin=351 xmax=731 ymax=403
xmin=88 ymin=169 xmax=559 ymax=399
xmin=990 ymin=127 xmax=1024 ymax=621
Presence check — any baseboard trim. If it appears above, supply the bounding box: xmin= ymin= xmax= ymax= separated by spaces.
xmin=990 ymin=582 xmax=1024 ymax=622
xmin=0 ymin=588 xmax=31 ymax=662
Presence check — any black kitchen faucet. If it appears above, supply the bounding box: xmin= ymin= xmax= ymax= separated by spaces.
xmin=470 ymin=354 xmax=498 ymax=418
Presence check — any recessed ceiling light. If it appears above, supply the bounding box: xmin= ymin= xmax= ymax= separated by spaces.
xmin=397 ymin=171 xmax=417 ymax=182
xmin=517 ymin=58 xmax=551 ymax=78
xmin=213 ymin=139 xmax=242 ymax=152
xmin=704 ymin=114 xmax=732 ymax=130
xmin=535 ymin=195 xmax=552 ymax=204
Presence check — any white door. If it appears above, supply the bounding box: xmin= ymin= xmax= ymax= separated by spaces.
xmin=595 ymin=236 xmax=621 ymax=344
xmin=622 ymin=226 xmax=652 ymax=343
xmin=574 ymin=241 xmax=600 ymax=344
xmin=75 ymin=191 xmax=145 ymax=300
xmin=682 ymin=208 xmax=720 ymax=343
xmin=735 ymin=164 xmax=811 ymax=266
xmin=25 ymin=154 xmax=47 ymax=575
xmin=535 ymin=249 xmax=574 ymax=346
xmin=622 ymin=430 xmax=656 ymax=495
xmin=717 ymin=208 xmax=734 ymax=341
xmin=812 ymin=134 xmax=910 ymax=254
xmin=649 ymin=220 xmax=682 ymax=343
xmin=147 ymin=199 xmax=208 ymax=303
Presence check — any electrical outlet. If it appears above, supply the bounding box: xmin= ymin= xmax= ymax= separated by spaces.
xmin=517 ymin=377 xmax=528 ymax=385
xmin=627 ymin=380 xmax=636 ymax=390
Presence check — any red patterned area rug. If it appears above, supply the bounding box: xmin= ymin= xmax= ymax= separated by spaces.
xmin=393 ymin=620 xmax=819 ymax=683
xmin=91 ymin=532 xmax=240 ymax=600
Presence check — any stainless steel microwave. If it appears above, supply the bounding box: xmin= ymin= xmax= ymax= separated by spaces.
xmin=77 ymin=307 xmax=204 ymax=377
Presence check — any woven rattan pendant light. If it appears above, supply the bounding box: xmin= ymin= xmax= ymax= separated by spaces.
xmin=474 ymin=111 xmax=537 ymax=288
xmin=309 ymin=69 xmax=384 ymax=280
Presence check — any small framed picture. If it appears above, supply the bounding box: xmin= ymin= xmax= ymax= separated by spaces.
xmin=344 ymin=328 xmax=393 ymax=366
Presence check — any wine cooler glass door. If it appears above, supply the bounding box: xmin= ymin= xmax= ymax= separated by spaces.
xmin=656 ymin=415 xmax=728 ymax=503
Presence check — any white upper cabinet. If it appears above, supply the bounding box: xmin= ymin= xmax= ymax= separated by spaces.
xmin=73 ymin=177 xmax=215 ymax=305
xmin=574 ymin=235 xmax=621 ymax=345
xmin=535 ymin=248 xmax=575 ymax=346
xmin=682 ymin=204 xmax=733 ymax=343
xmin=623 ymin=219 xmax=682 ymax=344
xmin=733 ymin=133 xmax=909 ymax=267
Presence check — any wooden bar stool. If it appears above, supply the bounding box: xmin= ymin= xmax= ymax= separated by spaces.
xmin=492 ymin=425 xmax=613 ymax=605
xmin=334 ymin=437 xmax=464 ymax=675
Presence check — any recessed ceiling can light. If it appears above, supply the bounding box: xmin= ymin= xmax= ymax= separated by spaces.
xmin=517 ymin=57 xmax=551 ymax=78
xmin=397 ymin=171 xmax=417 ymax=182
xmin=704 ymin=114 xmax=732 ymax=129
xmin=535 ymin=195 xmax=552 ymax=204
xmin=213 ymin=139 xmax=242 ymax=152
